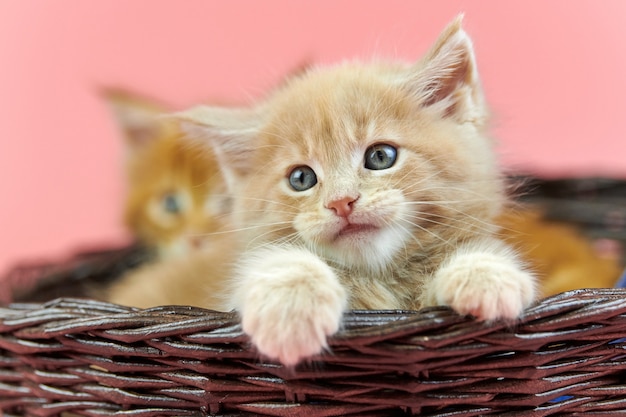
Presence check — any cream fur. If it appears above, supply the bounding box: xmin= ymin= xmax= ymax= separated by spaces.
xmin=422 ymin=237 xmax=536 ymax=320
xmin=231 ymin=246 xmax=347 ymax=365
xmin=174 ymin=16 xmax=537 ymax=365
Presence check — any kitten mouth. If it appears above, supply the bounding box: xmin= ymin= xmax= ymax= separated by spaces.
xmin=334 ymin=223 xmax=378 ymax=240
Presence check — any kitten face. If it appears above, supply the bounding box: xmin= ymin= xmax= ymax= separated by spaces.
xmin=107 ymin=92 xmax=229 ymax=258
xmin=278 ymin=139 xmax=411 ymax=271
xmin=125 ymin=135 xmax=229 ymax=258
xmin=176 ymin=16 xmax=502 ymax=273
xmin=229 ymin=66 xmax=500 ymax=272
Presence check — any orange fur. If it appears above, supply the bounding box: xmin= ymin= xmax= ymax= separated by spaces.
xmin=104 ymin=92 xmax=235 ymax=308
xmin=106 ymin=234 xmax=237 ymax=309
xmin=107 ymin=91 xmax=231 ymax=259
xmin=498 ymin=206 xmax=621 ymax=297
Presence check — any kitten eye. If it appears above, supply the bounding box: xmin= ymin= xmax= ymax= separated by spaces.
xmin=288 ymin=166 xmax=317 ymax=191
xmin=364 ymin=143 xmax=397 ymax=170
xmin=162 ymin=193 xmax=182 ymax=214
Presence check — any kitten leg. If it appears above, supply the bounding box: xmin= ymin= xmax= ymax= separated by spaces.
xmin=230 ymin=246 xmax=347 ymax=366
xmin=425 ymin=238 xmax=536 ymax=321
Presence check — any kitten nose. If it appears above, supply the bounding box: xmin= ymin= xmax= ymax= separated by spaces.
xmin=189 ymin=236 xmax=204 ymax=249
xmin=326 ymin=196 xmax=358 ymax=217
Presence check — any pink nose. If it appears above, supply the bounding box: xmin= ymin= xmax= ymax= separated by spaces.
xmin=326 ymin=196 xmax=358 ymax=217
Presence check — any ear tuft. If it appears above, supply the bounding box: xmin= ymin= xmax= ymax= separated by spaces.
xmin=103 ymin=89 xmax=173 ymax=148
xmin=169 ymin=106 xmax=260 ymax=189
xmin=404 ymin=15 xmax=486 ymax=122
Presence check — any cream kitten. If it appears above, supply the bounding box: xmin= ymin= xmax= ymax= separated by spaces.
xmin=174 ymin=16 xmax=536 ymax=366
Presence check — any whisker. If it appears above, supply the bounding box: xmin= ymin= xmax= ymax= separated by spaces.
xmin=399 ymin=198 xmax=491 ymax=205
xmin=191 ymin=221 xmax=293 ymax=237
xmin=247 ymin=227 xmax=296 ymax=251
xmin=430 ymin=205 xmax=501 ymax=232
xmin=234 ymin=196 xmax=300 ymax=211
xmin=396 ymin=216 xmax=452 ymax=247
xmin=403 ymin=212 xmax=495 ymax=237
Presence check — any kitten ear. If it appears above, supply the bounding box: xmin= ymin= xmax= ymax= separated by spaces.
xmin=171 ymin=105 xmax=260 ymax=188
xmin=404 ymin=15 xmax=486 ymax=122
xmin=104 ymin=90 xmax=174 ymax=149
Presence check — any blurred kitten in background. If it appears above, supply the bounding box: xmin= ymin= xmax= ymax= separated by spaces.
xmin=498 ymin=206 xmax=622 ymax=297
xmin=107 ymin=91 xmax=232 ymax=259
xmin=103 ymin=92 xmax=236 ymax=308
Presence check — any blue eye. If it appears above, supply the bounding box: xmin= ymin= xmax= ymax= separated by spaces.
xmin=364 ymin=143 xmax=397 ymax=170
xmin=162 ymin=193 xmax=181 ymax=214
xmin=288 ymin=166 xmax=317 ymax=191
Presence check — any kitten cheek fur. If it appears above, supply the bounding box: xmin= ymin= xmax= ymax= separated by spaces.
xmin=173 ymin=15 xmax=537 ymax=365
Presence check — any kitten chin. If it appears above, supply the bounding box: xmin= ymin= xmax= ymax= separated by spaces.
xmin=316 ymin=225 xmax=409 ymax=273
xmin=173 ymin=15 xmax=538 ymax=366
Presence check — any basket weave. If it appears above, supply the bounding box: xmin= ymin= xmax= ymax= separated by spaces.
xmin=3 ymin=245 xmax=150 ymax=304
xmin=1 ymin=289 xmax=626 ymax=416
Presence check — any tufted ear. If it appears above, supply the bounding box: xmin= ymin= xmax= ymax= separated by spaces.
xmin=171 ymin=105 xmax=261 ymax=191
xmin=402 ymin=15 xmax=487 ymax=123
xmin=104 ymin=89 xmax=176 ymax=149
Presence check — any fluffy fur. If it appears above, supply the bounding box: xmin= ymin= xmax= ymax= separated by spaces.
xmin=174 ymin=16 xmax=537 ymax=365
xmin=102 ymin=94 xmax=620 ymax=310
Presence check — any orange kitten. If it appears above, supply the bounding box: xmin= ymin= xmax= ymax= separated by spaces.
xmin=175 ymin=16 xmax=536 ymax=365
xmin=107 ymin=92 xmax=231 ymax=259
xmin=104 ymin=92 xmax=235 ymax=307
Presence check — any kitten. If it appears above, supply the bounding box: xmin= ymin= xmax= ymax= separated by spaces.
xmin=107 ymin=91 xmax=231 ymax=259
xmin=103 ymin=96 xmax=619 ymax=309
xmin=174 ymin=16 xmax=536 ymax=365
xmin=104 ymin=92 xmax=235 ymax=308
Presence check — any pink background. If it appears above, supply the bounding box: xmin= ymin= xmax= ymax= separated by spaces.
xmin=1 ymin=1 xmax=626 ymax=275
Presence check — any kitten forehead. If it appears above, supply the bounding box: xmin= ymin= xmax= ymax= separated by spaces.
xmin=262 ymin=64 xmax=413 ymax=153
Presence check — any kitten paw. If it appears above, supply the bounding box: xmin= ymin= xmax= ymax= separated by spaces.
xmin=234 ymin=249 xmax=347 ymax=366
xmin=432 ymin=250 xmax=536 ymax=321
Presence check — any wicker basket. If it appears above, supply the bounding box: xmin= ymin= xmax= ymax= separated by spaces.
xmin=1 ymin=176 xmax=625 ymax=416
xmin=0 ymin=290 xmax=625 ymax=416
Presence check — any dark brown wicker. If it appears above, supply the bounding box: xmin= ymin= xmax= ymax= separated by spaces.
xmin=3 ymin=244 xmax=150 ymax=304
xmin=1 ymin=289 xmax=625 ymax=416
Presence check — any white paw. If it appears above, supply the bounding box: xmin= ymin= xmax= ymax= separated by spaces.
xmin=233 ymin=248 xmax=347 ymax=366
xmin=432 ymin=250 xmax=536 ymax=321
